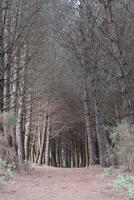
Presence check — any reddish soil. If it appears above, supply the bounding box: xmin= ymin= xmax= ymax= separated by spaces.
xmin=0 ymin=165 xmax=126 ymax=200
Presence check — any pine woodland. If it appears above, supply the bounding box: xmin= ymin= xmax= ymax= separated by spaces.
xmin=0 ymin=0 xmax=134 ymax=172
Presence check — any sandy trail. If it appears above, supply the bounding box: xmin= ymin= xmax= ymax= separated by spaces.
xmin=0 ymin=166 xmax=125 ymax=200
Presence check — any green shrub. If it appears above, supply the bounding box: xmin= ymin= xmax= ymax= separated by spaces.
xmin=111 ymin=120 xmax=134 ymax=171
xmin=0 ymin=159 xmax=7 ymax=168
xmin=0 ymin=158 xmax=15 ymax=184
xmin=112 ymin=175 xmax=126 ymax=192
xmin=128 ymin=188 xmax=134 ymax=200
xmin=0 ymin=158 xmax=16 ymax=170
xmin=112 ymin=174 xmax=134 ymax=200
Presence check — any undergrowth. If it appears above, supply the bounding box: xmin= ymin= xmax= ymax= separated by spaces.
xmin=0 ymin=158 xmax=15 ymax=185
xmin=110 ymin=120 xmax=134 ymax=172
xmin=112 ymin=174 xmax=134 ymax=200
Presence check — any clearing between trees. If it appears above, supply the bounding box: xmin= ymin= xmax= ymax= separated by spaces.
xmin=0 ymin=166 xmax=127 ymax=200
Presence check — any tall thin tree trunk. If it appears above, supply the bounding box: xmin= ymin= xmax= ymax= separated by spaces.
xmin=31 ymin=132 xmax=36 ymax=163
xmin=85 ymin=130 xmax=89 ymax=167
xmin=45 ymin=119 xmax=51 ymax=165
xmin=24 ymin=91 xmax=31 ymax=161
xmin=56 ymin=138 xmax=61 ymax=167
xmin=94 ymin=92 xmax=111 ymax=167
xmin=3 ymin=1 xmax=12 ymax=112
xmin=50 ymin=139 xmax=57 ymax=167
xmin=11 ymin=49 xmax=20 ymax=112
xmin=10 ymin=50 xmax=20 ymax=162
xmin=83 ymin=80 xmax=96 ymax=165
xmin=38 ymin=109 xmax=48 ymax=164
xmin=0 ymin=0 xmax=4 ymax=112
xmin=3 ymin=66 xmax=11 ymax=151
xmin=16 ymin=48 xmax=27 ymax=166
xmin=35 ymin=113 xmax=41 ymax=163
xmin=16 ymin=92 xmax=24 ymax=166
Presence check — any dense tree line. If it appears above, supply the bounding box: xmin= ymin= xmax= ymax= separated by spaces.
xmin=0 ymin=0 xmax=134 ymax=169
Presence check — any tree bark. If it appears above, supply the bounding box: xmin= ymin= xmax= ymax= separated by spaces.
xmin=16 ymin=48 xmax=27 ymax=166
xmin=35 ymin=114 xmax=41 ymax=163
xmin=3 ymin=1 xmax=12 ymax=112
xmin=0 ymin=0 xmax=4 ymax=112
xmin=94 ymin=92 xmax=111 ymax=167
xmin=56 ymin=138 xmax=61 ymax=167
xmin=50 ymin=139 xmax=57 ymax=167
xmin=85 ymin=130 xmax=89 ymax=167
xmin=16 ymin=92 xmax=24 ymax=166
xmin=24 ymin=91 xmax=31 ymax=161
xmin=45 ymin=118 xmax=51 ymax=165
xmin=38 ymin=109 xmax=48 ymax=165
xmin=83 ymin=80 xmax=97 ymax=165
xmin=11 ymin=49 xmax=20 ymax=112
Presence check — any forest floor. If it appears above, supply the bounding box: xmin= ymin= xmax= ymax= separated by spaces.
xmin=0 ymin=165 xmax=127 ymax=200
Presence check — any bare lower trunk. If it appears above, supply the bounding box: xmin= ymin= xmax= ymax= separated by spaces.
xmin=71 ymin=142 xmax=75 ymax=168
xmin=0 ymin=0 xmax=4 ymax=112
xmin=94 ymin=94 xmax=111 ymax=167
xmin=83 ymin=81 xmax=96 ymax=165
xmin=16 ymin=94 xmax=24 ymax=166
xmin=16 ymin=49 xmax=26 ymax=166
xmin=3 ymin=67 xmax=11 ymax=152
xmin=3 ymin=68 xmax=11 ymax=149
xmin=45 ymin=119 xmax=51 ymax=165
xmin=24 ymin=92 xmax=31 ymax=161
xmin=35 ymin=114 xmax=41 ymax=163
xmin=31 ymin=133 xmax=36 ymax=163
xmin=38 ymin=109 xmax=49 ymax=165
xmin=85 ymin=131 xmax=89 ymax=167
xmin=50 ymin=139 xmax=57 ymax=167
xmin=56 ymin=138 xmax=61 ymax=167
xmin=9 ymin=50 xmax=20 ymax=163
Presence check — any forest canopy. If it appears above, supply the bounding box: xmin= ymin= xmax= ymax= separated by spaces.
xmin=0 ymin=0 xmax=134 ymax=171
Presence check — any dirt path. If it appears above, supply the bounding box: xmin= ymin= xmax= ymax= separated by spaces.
xmin=0 ymin=166 xmax=125 ymax=200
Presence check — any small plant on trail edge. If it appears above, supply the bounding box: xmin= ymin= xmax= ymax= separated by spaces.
xmin=112 ymin=175 xmax=126 ymax=193
xmin=96 ymin=167 xmax=113 ymax=181
xmin=0 ymin=158 xmax=16 ymax=185
xmin=112 ymin=174 xmax=134 ymax=199
xmin=104 ymin=167 xmax=113 ymax=176
xmin=128 ymin=188 xmax=134 ymax=200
